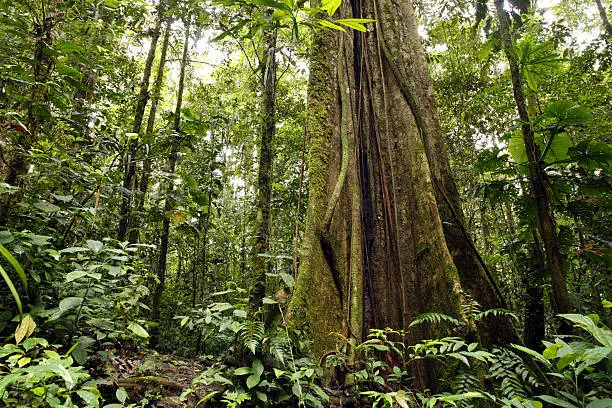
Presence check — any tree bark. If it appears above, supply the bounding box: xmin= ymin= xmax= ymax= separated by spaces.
xmin=291 ymin=0 xmax=468 ymax=389
xmin=117 ymin=0 xmax=166 ymax=242
xmin=0 ymin=2 xmax=58 ymax=223
xmin=372 ymin=0 xmax=517 ymax=345
xmin=493 ymin=0 xmax=572 ymax=315
xmin=251 ymin=29 xmax=278 ymax=309
xmin=595 ymin=0 xmax=612 ymax=37
xmin=129 ymin=19 xmax=172 ymax=245
xmin=150 ymin=17 xmax=190 ymax=348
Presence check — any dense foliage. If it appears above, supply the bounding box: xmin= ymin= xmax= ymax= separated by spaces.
xmin=0 ymin=0 xmax=610 ymax=406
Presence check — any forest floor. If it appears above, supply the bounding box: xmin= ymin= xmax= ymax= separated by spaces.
xmin=92 ymin=346 xmax=218 ymax=407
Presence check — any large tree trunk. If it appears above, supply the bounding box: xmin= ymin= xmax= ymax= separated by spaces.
xmin=494 ymin=0 xmax=572 ymax=316
xmin=291 ymin=0 xmax=468 ymax=389
xmin=150 ymin=18 xmax=190 ymax=348
xmin=251 ymin=29 xmax=278 ymax=308
xmin=117 ymin=0 xmax=166 ymax=242
xmin=373 ymin=0 xmax=517 ymax=345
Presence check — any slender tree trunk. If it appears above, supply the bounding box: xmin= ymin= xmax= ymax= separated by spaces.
xmin=1 ymin=3 xmax=58 ymax=223
xmin=117 ymin=0 xmax=166 ymax=242
xmin=150 ymin=18 xmax=190 ymax=348
xmin=129 ymin=20 xmax=172 ymax=244
xmin=595 ymin=0 xmax=612 ymax=37
xmin=251 ymin=29 xmax=278 ymax=309
xmin=524 ymin=233 xmax=546 ymax=351
xmin=494 ymin=0 xmax=572 ymax=315
xmin=5 ymin=8 xmax=56 ymax=185
xmin=72 ymin=3 xmax=103 ymax=144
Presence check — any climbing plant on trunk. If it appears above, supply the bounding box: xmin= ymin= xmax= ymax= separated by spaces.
xmin=493 ymin=0 xmax=572 ymax=316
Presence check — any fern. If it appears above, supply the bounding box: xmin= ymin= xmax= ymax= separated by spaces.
xmin=408 ymin=312 xmax=462 ymax=328
xmin=489 ymin=348 xmax=541 ymax=400
xmin=460 ymin=294 xmax=482 ymax=324
xmin=451 ymin=373 xmax=483 ymax=408
xmin=475 ymin=308 xmax=519 ymax=323
xmin=239 ymin=320 xmax=265 ymax=354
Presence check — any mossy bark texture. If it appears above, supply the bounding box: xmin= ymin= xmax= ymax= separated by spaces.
xmin=251 ymin=29 xmax=278 ymax=308
xmin=291 ymin=0 xmax=479 ymax=389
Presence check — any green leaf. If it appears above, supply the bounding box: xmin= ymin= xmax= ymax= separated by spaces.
xmin=544 ymin=133 xmax=570 ymax=162
xmin=559 ymin=314 xmax=612 ymax=347
xmin=60 ymin=297 xmax=83 ymax=312
xmin=508 ymin=131 xmax=528 ymax=164
xmin=34 ymin=202 xmax=61 ymax=212
xmin=317 ymin=19 xmax=346 ymax=32
xmin=545 ymin=101 xmax=592 ymax=126
xmin=55 ymin=41 xmax=84 ymax=54
xmin=336 ymin=18 xmax=375 ymax=32
xmin=0 ymin=264 xmax=23 ymax=318
xmin=252 ymin=359 xmax=264 ymax=377
xmin=512 ymin=344 xmax=551 ymax=366
xmin=66 ymin=270 xmax=88 ymax=282
xmin=586 ymin=400 xmax=612 ymax=408
xmin=537 ymin=395 xmax=579 ymax=408
xmin=246 ymin=374 xmax=260 ymax=388
xmin=0 ymin=243 xmax=27 ymax=290
xmin=279 ymin=272 xmax=294 ymax=288
xmin=581 ymin=346 xmax=612 ymax=366
xmin=234 ymin=367 xmax=253 ymax=375
xmin=543 ymin=343 xmax=562 ymax=359
xmin=0 ymin=231 xmax=14 ymax=244
xmin=22 ymin=337 xmax=48 ymax=351
xmin=53 ymin=194 xmax=73 ymax=202
xmin=320 ymin=0 xmax=341 ymax=17
xmin=77 ymin=390 xmax=99 ymax=407
xmin=448 ymin=352 xmax=470 ymax=366
xmin=116 ymin=388 xmax=128 ymax=403
xmin=86 ymin=240 xmax=104 ymax=253
xmin=262 ymin=296 xmax=277 ymax=304
xmin=59 ymin=246 xmax=90 ymax=254
xmin=127 ymin=322 xmax=149 ymax=338
xmin=56 ymin=63 xmax=83 ymax=79
xmin=17 ymin=356 xmax=30 ymax=367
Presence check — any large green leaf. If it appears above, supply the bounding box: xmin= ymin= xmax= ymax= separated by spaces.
xmin=542 ymin=133 xmax=570 ymax=163
xmin=545 ymin=101 xmax=592 ymax=126
xmin=508 ymin=131 xmax=528 ymax=164
xmin=559 ymin=314 xmax=612 ymax=347
xmin=60 ymin=297 xmax=83 ymax=312
xmin=0 ymin=243 xmax=27 ymax=290
xmin=320 ymin=0 xmax=341 ymax=17
xmin=537 ymin=395 xmax=578 ymax=408
xmin=316 ymin=19 xmax=345 ymax=32
xmin=127 ymin=322 xmax=149 ymax=338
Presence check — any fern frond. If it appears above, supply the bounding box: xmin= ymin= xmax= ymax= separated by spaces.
xmin=239 ymin=320 xmax=265 ymax=354
xmin=489 ymin=348 xmax=541 ymax=400
xmin=460 ymin=293 xmax=482 ymax=322
xmin=409 ymin=313 xmax=463 ymax=328
xmin=475 ymin=308 xmax=519 ymax=322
